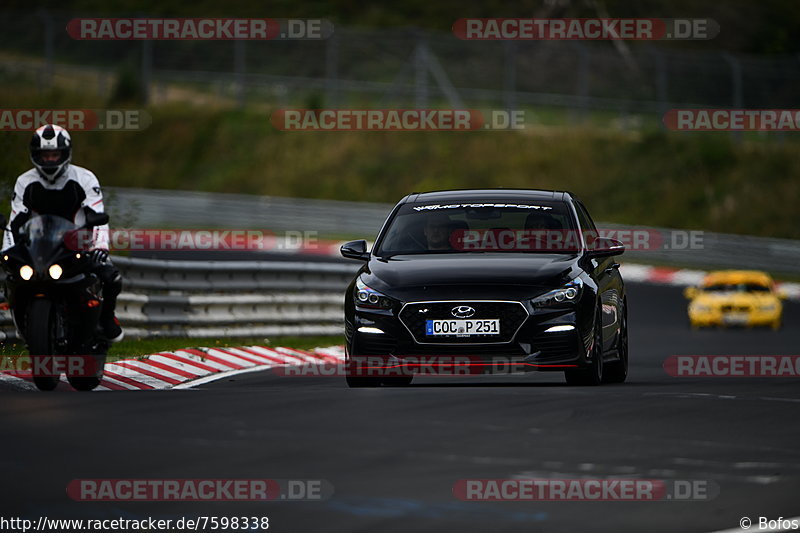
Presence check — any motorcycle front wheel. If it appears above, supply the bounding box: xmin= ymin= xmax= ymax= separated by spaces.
xmin=27 ymin=298 xmax=60 ymax=391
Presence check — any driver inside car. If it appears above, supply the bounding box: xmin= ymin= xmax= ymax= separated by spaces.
xmin=424 ymin=214 xmax=463 ymax=251
xmin=1 ymin=124 xmax=123 ymax=343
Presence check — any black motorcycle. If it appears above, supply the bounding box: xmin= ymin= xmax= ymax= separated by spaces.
xmin=1 ymin=210 xmax=111 ymax=391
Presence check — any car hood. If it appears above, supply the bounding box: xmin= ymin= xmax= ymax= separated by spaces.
xmin=694 ymin=292 xmax=780 ymax=306
xmin=363 ymin=253 xmax=580 ymax=300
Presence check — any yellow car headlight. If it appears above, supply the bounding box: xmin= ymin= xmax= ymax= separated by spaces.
xmin=691 ymin=304 xmax=711 ymax=313
xmin=760 ymin=304 xmax=777 ymax=312
xmin=19 ymin=265 xmax=34 ymax=281
xmin=48 ymin=264 xmax=63 ymax=280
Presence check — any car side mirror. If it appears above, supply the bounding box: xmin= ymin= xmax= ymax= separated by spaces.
xmin=684 ymin=287 xmax=699 ymax=299
xmin=341 ymin=240 xmax=369 ymax=261
xmin=587 ymin=237 xmax=625 ymax=258
xmin=84 ymin=209 xmax=109 ymax=228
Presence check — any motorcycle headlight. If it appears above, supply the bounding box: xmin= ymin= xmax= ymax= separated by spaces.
xmin=354 ymin=278 xmax=395 ymax=309
xmin=531 ymin=278 xmax=583 ymax=307
xmin=19 ymin=265 xmax=34 ymax=281
xmin=48 ymin=264 xmax=63 ymax=280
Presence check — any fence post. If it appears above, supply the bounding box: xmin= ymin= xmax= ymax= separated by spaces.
xmin=414 ymin=32 xmax=428 ymax=108
xmin=504 ymin=41 xmax=517 ymax=117
xmin=723 ymin=53 xmax=743 ymax=143
xmin=234 ymin=40 xmax=246 ymax=108
xmin=652 ymin=48 xmax=668 ymax=118
xmin=325 ymin=33 xmax=339 ymax=108
xmin=37 ymin=9 xmax=54 ymax=91
xmin=574 ymin=43 xmax=590 ymax=123
xmin=141 ymin=39 xmax=152 ymax=104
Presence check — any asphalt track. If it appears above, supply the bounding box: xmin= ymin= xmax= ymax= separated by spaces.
xmin=1 ymin=282 xmax=799 ymax=533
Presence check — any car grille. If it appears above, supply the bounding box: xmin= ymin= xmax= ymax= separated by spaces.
xmin=721 ymin=305 xmax=752 ymax=313
xmin=399 ymin=301 xmax=528 ymax=344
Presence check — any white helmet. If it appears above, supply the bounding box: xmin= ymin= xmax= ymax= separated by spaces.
xmin=30 ymin=124 xmax=72 ymax=182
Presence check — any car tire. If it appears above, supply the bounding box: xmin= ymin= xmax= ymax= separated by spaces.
xmin=345 ymin=376 xmax=382 ymax=388
xmin=603 ymin=300 xmax=628 ymax=384
xmin=382 ymin=376 xmax=413 ymax=387
xmin=345 ymin=338 xmax=384 ymax=388
xmin=565 ymin=307 xmax=604 ymax=386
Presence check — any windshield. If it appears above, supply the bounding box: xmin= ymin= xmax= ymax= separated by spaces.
xmin=375 ymin=200 xmax=580 ymax=256
xmin=20 ymin=215 xmax=80 ymax=272
xmin=703 ymin=283 xmax=772 ymax=293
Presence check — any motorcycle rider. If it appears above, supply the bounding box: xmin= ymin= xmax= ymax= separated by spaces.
xmin=2 ymin=124 xmax=123 ymax=342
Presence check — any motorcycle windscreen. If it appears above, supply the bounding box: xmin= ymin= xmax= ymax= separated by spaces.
xmin=21 ymin=215 xmax=80 ymax=273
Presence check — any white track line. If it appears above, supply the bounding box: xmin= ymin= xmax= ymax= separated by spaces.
xmin=173 ymin=364 xmax=280 ymax=389
xmin=0 ymin=372 xmax=37 ymax=391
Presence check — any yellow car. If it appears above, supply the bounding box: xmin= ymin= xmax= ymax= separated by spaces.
xmin=684 ymin=270 xmax=786 ymax=330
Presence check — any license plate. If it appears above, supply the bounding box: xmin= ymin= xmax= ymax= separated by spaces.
xmin=723 ymin=313 xmax=748 ymax=325
xmin=426 ymin=319 xmax=500 ymax=336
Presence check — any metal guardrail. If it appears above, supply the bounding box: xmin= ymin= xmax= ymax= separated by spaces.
xmin=0 ymin=256 xmax=361 ymax=340
xmin=1 ymin=248 xmax=798 ymax=341
xmin=107 ymin=187 xmax=800 ymax=276
xmin=2 ymin=188 xmax=799 ymax=340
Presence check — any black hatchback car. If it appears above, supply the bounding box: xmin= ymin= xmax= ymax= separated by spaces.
xmin=341 ymin=189 xmax=628 ymax=387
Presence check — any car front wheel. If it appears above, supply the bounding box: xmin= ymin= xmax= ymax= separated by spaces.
xmin=565 ymin=307 xmax=604 ymax=386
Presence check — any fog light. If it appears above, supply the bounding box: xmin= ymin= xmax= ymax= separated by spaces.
xmin=19 ymin=265 xmax=33 ymax=281
xmin=357 ymin=327 xmax=384 ymax=334
xmin=48 ymin=264 xmax=63 ymax=280
xmin=545 ymin=325 xmax=575 ymax=333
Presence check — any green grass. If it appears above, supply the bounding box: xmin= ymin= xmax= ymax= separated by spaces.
xmin=1 ymin=76 xmax=799 ymax=240
xmin=0 ymin=335 xmax=344 ymax=362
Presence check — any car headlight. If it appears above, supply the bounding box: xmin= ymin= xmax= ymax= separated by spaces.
xmin=354 ymin=278 xmax=395 ymax=309
xmin=531 ymin=278 xmax=583 ymax=307
xmin=19 ymin=265 xmax=34 ymax=281
xmin=691 ymin=304 xmax=712 ymax=313
xmin=760 ymin=303 xmax=777 ymax=312
xmin=48 ymin=264 xmax=63 ymax=280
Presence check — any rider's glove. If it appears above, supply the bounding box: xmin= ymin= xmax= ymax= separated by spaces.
xmin=90 ymin=249 xmax=109 ymax=265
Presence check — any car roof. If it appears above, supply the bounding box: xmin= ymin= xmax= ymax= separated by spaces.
xmin=405 ymin=189 xmax=570 ymax=203
xmin=702 ymin=270 xmax=774 ymax=286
